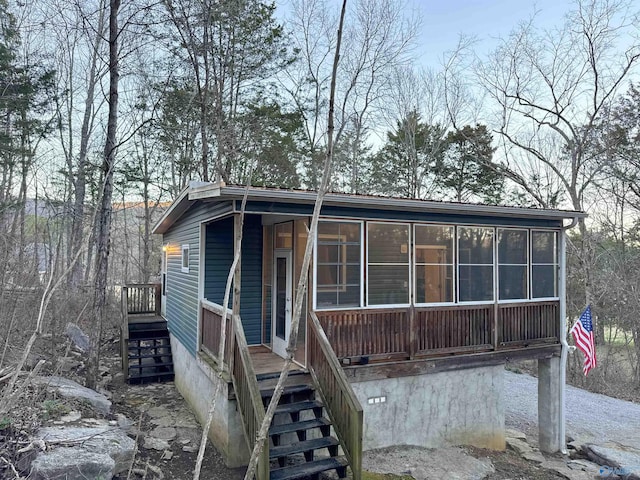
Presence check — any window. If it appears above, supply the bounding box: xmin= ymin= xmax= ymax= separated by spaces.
xmin=458 ymin=227 xmax=494 ymax=302
xmin=367 ymin=223 xmax=410 ymax=305
xmin=531 ymin=231 xmax=558 ymax=298
xmin=498 ymin=229 xmax=528 ymax=300
xmin=315 ymin=221 xmax=361 ymax=308
xmin=414 ymin=225 xmax=454 ymax=303
xmin=181 ymin=244 xmax=190 ymax=273
xmin=275 ymin=222 xmax=293 ymax=249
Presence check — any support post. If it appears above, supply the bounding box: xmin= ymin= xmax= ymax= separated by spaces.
xmin=538 ymin=356 xmax=562 ymax=452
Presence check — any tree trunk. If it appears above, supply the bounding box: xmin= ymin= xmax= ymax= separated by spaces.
xmin=86 ymin=0 xmax=120 ymax=390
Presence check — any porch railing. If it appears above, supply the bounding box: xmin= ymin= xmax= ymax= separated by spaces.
xmin=308 ymin=311 xmax=363 ymax=480
xmin=316 ymin=300 xmax=560 ymax=361
xmin=199 ymin=300 xmax=269 ymax=480
xmin=123 ymin=283 xmax=161 ymax=315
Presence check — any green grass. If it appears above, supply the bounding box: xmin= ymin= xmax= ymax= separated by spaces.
xmin=604 ymin=325 xmax=635 ymax=347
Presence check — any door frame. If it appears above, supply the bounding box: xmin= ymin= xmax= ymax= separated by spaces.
xmin=161 ymin=246 xmax=168 ymax=317
xmin=272 ymin=250 xmax=293 ymax=358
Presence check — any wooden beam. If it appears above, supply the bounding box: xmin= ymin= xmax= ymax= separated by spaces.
xmin=342 ymin=345 xmax=561 ymax=382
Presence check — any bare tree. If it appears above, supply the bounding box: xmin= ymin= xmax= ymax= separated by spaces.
xmin=475 ymin=0 xmax=640 ymax=310
xmin=284 ymin=0 xmax=419 ymax=190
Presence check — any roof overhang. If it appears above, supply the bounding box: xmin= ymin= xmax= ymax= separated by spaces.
xmin=153 ymin=181 xmax=587 ymax=234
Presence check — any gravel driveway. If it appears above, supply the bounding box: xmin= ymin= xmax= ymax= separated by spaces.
xmin=505 ymin=370 xmax=640 ymax=446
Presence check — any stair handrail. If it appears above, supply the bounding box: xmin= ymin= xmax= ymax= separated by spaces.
xmin=120 ymin=286 xmax=130 ymax=378
xmin=308 ymin=311 xmax=363 ymax=480
xmin=228 ymin=311 xmax=269 ymax=480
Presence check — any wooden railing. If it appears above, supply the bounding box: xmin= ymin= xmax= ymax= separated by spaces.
xmin=123 ymin=283 xmax=161 ymax=315
xmin=414 ymin=304 xmax=493 ymax=355
xmin=199 ymin=300 xmax=268 ymax=480
xmin=317 ymin=308 xmax=409 ymax=360
xmin=316 ymin=301 xmax=559 ymax=361
xmin=201 ymin=300 xmax=232 ymax=364
xmin=308 ymin=312 xmax=363 ymax=480
xmin=498 ymin=301 xmax=559 ymax=347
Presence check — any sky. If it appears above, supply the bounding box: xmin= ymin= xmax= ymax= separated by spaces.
xmin=416 ymin=0 xmax=573 ymax=67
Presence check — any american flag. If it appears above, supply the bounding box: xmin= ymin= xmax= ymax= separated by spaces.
xmin=571 ymin=305 xmax=597 ymax=376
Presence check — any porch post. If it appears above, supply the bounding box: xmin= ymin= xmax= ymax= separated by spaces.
xmin=537 ymin=355 xmax=562 ymax=452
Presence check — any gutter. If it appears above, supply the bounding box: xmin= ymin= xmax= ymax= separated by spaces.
xmin=559 ymin=216 xmax=580 ymax=455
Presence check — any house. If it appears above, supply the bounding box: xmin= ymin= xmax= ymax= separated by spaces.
xmin=149 ymin=181 xmax=585 ymax=480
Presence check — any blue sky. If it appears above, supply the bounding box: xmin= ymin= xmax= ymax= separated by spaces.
xmin=417 ymin=0 xmax=572 ymax=67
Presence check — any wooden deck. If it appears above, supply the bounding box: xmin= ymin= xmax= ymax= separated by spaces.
xmin=249 ymin=345 xmax=302 ymax=377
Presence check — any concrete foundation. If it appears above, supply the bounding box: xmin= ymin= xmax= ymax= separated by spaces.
xmin=350 ymin=364 xmax=505 ymax=451
xmin=538 ymin=356 xmax=562 ymax=453
xmin=169 ymin=334 xmax=250 ymax=467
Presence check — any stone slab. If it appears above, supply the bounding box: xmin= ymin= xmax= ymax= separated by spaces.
xmin=35 ymin=376 xmax=112 ymax=414
xmin=30 ymin=447 xmax=115 ymax=480
xmin=36 ymin=426 xmax=135 ymax=474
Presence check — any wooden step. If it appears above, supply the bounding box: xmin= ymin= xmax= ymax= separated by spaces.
xmin=269 ymin=436 xmax=339 ymax=460
xmin=128 ymin=370 xmax=174 ymax=380
xmin=270 ymin=456 xmax=348 ymax=480
xmin=260 ymin=384 xmax=314 ymax=401
xmin=128 ymin=343 xmax=170 ymax=351
xmin=129 ymin=352 xmax=171 ymax=360
xmin=128 ymin=361 xmax=173 ymax=370
xmin=127 ymin=335 xmax=170 ymax=342
xmin=275 ymin=400 xmax=323 ymax=416
xmin=269 ymin=418 xmax=331 ymax=437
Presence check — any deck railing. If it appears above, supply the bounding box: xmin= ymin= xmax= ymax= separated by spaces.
xmin=199 ymin=300 xmax=269 ymax=480
xmin=498 ymin=301 xmax=559 ymax=347
xmin=308 ymin=311 xmax=363 ymax=480
xmin=123 ymin=283 xmax=161 ymax=315
xmin=316 ymin=300 xmax=559 ymax=361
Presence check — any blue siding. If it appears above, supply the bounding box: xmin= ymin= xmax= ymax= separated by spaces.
xmin=164 ymin=201 xmax=233 ymax=357
xmin=240 ymin=200 xmax=564 ymax=228
xmin=240 ymin=215 xmax=263 ymax=345
xmin=204 ymin=215 xmax=263 ymax=345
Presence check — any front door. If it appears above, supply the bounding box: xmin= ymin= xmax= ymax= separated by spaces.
xmin=272 ymin=251 xmax=293 ymax=358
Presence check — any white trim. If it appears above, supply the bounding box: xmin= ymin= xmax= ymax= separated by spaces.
xmin=413 ymin=223 xmax=455 ymax=305
xmin=197 ymin=225 xmax=205 ymax=352
xmin=530 ymin=229 xmax=559 ymax=299
xmin=181 ymin=244 xmax=190 ymax=273
xmin=272 ymin=250 xmax=293 ymax=358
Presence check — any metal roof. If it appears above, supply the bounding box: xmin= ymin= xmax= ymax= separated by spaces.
xmin=153 ymin=181 xmax=587 ymax=234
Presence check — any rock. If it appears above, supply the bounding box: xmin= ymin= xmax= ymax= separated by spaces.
xmin=30 ymin=447 xmax=115 ymax=480
xmin=162 ymin=450 xmax=173 ymax=460
xmin=151 ymin=426 xmax=177 ymax=441
xmin=65 ymin=323 xmax=91 ymax=352
xmin=363 ymin=446 xmax=494 ymax=480
xmin=541 ymin=458 xmax=595 ymax=480
xmin=117 ymin=413 xmax=134 ymax=431
xmin=34 ymin=426 xmax=135 ymax=475
xmin=182 ymin=444 xmax=198 ymax=453
xmin=150 ymin=415 xmax=174 ymax=427
xmin=144 ymin=436 xmax=171 ymax=451
xmin=35 ymin=376 xmax=111 ymax=415
xmin=505 ymin=429 xmax=527 ymax=441
xmin=56 ymin=356 xmax=82 ymax=373
xmin=584 ymin=443 xmax=640 ymax=480
xmin=147 ymin=464 xmax=165 ymax=479
xmin=59 ymin=411 xmax=81 ymax=423
xmin=147 ymin=406 xmax=171 ymax=418
xmin=506 ymin=437 xmax=545 ymax=464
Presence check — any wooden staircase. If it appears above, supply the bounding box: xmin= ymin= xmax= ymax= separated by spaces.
xmin=259 ymin=374 xmax=348 ymax=480
xmin=126 ymin=320 xmax=174 ymax=384
xmin=120 ymin=284 xmax=174 ymax=384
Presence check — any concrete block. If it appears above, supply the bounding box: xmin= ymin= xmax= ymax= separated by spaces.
xmin=538 ymin=356 xmax=562 ymax=453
